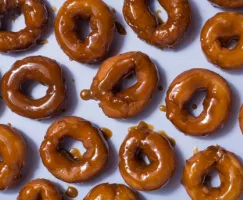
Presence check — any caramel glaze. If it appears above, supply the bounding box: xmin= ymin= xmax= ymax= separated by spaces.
xmin=0 ymin=125 xmax=26 ymax=190
xmin=239 ymin=105 xmax=243 ymax=134
xmin=65 ymin=186 xmax=78 ymax=198
xmin=119 ymin=122 xmax=176 ymax=191
xmin=0 ymin=0 xmax=48 ymax=52
xmin=81 ymin=52 xmax=159 ymax=119
xmin=69 ymin=148 xmax=82 ymax=161
xmin=40 ymin=116 xmax=109 ymax=183
xmin=157 ymin=130 xmax=176 ymax=147
xmin=166 ymin=68 xmax=231 ymax=136
xmin=182 ymin=146 xmax=243 ymax=200
xmin=209 ymin=0 xmax=243 ymax=8
xmin=201 ymin=12 xmax=243 ymax=70
xmin=17 ymin=179 xmax=62 ymax=200
xmin=100 ymin=128 xmax=113 ymax=140
xmin=123 ymin=0 xmax=191 ymax=48
xmin=84 ymin=183 xmax=138 ymax=200
xmin=55 ymin=0 xmax=115 ymax=64
xmin=1 ymin=56 xmax=66 ymax=119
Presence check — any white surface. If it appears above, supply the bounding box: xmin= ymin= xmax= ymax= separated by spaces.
xmin=1 ymin=0 xmax=243 ymax=199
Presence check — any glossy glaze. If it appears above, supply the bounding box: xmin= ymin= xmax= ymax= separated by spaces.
xmin=123 ymin=0 xmax=191 ymax=48
xmin=81 ymin=52 xmax=159 ymax=119
xmin=182 ymin=146 xmax=243 ymax=200
xmin=166 ymin=68 xmax=231 ymax=136
xmin=0 ymin=125 xmax=26 ymax=190
xmin=209 ymin=0 xmax=243 ymax=8
xmin=119 ymin=122 xmax=176 ymax=191
xmin=40 ymin=116 xmax=109 ymax=183
xmin=239 ymin=105 xmax=243 ymax=134
xmin=17 ymin=179 xmax=62 ymax=200
xmin=84 ymin=183 xmax=138 ymax=200
xmin=65 ymin=186 xmax=78 ymax=198
xmin=100 ymin=128 xmax=113 ymax=140
xmin=1 ymin=56 xmax=66 ymax=119
xmin=0 ymin=0 xmax=48 ymax=52
xmin=201 ymin=12 xmax=243 ymax=69
xmin=55 ymin=0 xmax=115 ymax=64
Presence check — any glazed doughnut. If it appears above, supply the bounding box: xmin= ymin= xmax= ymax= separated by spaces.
xmin=17 ymin=179 xmax=62 ymax=200
xmin=0 ymin=0 xmax=48 ymax=52
xmin=0 ymin=125 xmax=26 ymax=190
xmin=123 ymin=0 xmax=191 ymax=48
xmin=201 ymin=12 xmax=243 ymax=70
xmin=1 ymin=56 xmax=66 ymax=119
xmin=182 ymin=146 xmax=243 ymax=200
xmin=84 ymin=183 xmax=138 ymax=200
xmin=40 ymin=116 xmax=109 ymax=183
xmin=208 ymin=0 xmax=243 ymax=8
xmin=81 ymin=52 xmax=158 ymax=119
xmin=119 ymin=122 xmax=176 ymax=191
xmin=166 ymin=68 xmax=231 ymax=136
xmin=55 ymin=0 xmax=115 ymax=64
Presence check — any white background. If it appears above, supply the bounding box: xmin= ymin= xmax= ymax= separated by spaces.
xmin=1 ymin=0 xmax=243 ymax=199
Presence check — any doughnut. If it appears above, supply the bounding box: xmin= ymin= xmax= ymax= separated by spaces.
xmin=0 ymin=125 xmax=26 ymax=190
xmin=182 ymin=146 xmax=243 ymax=200
xmin=17 ymin=179 xmax=62 ymax=200
xmin=0 ymin=0 xmax=48 ymax=52
xmin=166 ymin=68 xmax=231 ymax=136
xmin=80 ymin=52 xmax=159 ymax=119
xmin=1 ymin=56 xmax=66 ymax=119
xmin=40 ymin=116 xmax=109 ymax=183
xmin=84 ymin=183 xmax=138 ymax=200
xmin=208 ymin=0 xmax=243 ymax=8
xmin=123 ymin=0 xmax=191 ymax=48
xmin=119 ymin=122 xmax=176 ymax=191
xmin=201 ymin=12 xmax=243 ymax=70
xmin=55 ymin=0 xmax=115 ymax=64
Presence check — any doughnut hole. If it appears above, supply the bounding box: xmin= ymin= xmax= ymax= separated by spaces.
xmin=204 ymin=168 xmax=221 ymax=187
xmin=74 ymin=16 xmax=91 ymax=41
xmin=21 ymin=80 xmax=48 ymax=100
xmin=136 ymin=149 xmax=151 ymax=166
xmin=148 ymin=0 xmax=168 ymax=25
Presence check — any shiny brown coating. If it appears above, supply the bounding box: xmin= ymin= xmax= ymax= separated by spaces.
xmin=17 ymin=179 xmax=62 ymax=200
xmin=0 ymin=125 xmax=26 ymax=190
xmin=119 ymin=122 xmax=176 ymax=191
xmin=0 ymin=0 xmax=48 ymax=52
xmin=40 ymin=116 xmax=109 ymax=183
xmin=208 ymin=0 xmax=243 ymax=8
xmin=1 ymin=56 xmax=66 ymax=119
xmin=166 ymin=68 xmax=231 ymax=136
xmin=201 ymin=12 xmax=243 ymax=70
xmin=182 ymin=146 xmax=243 ymax=200
xmin=55 ymin=0 xmax=115 ymax=64
xmin=123 ymin=0 xmax=191 ymax=48
xmin=84 ymin=183 xmax=138 ymax=200
xmin=81 ymin=52 xmax=159 ymax=119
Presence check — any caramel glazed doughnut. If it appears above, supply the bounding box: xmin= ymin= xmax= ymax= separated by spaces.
xmin=0 ymin=125 xmax=26 ymax=190
xmin=18 ymin=179 xmax=63 ymax=200
xmin=119 ymin=122 xmax=176 ymax=191
xmin=166 ymin=68 xmax=231 ymax=136
xmin=208 ymin=0 xmax=243 ymax=8
xmin=1 ymin=56 xmax=66 ymax=119
xmin=0 ymin=0 xmax=48 ymax=52
xmin=201 ymin=12 xmax=243 ymax=70
xmin=81 ymin=52 xmax=159 ymax=119
xmin=40 ymin=116 xmax=109 ymax=183
xmin=123 ymin=0 xmax=191 ymax=48
xmin=55 ymin=0 xmax=115 ymax=64
xmin=182 ymin=146 xmax=243 ymax=200
xmin=84 ymin=183 xmax=139 ymax=200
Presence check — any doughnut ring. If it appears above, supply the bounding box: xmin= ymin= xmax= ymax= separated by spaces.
xmin=0 ymin=125 xmax=26 ymax=190
xmin=119 ymin=122 xmax=176 ymax=191
xmin=55 ymin=0 xmax=115 ymax=64
xmin=201 ymin=12 xmax=243 ymax=70
xmin=17 ymin=179 xmax=62 ymax=200
xmin=0 ymin=0 xmax=48 ymax=52
xmin=1 ymin=56 xmax=66 ymax=119
xmin=123 ymin=0 xmax=191 ymax=48
xmin=208 ymin=0 xmax=243 ymax=8
xmin=84 ymin=183 xmax=138 ymax=200
xmin=81 ymin=51 xmax=158 ymax=119
xmin=40 ymin=116 xmax=109 ymax=183
xmin=182 ymin=146 xmax=243 ymax=200
xmin=166 ymin=68 xmax=231 ymax=136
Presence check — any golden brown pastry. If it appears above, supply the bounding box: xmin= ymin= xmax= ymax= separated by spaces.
xmin=208 ymin=0 xmax=243 ymax=8
xmin=166 ymin=68 xmax=231 ymax=136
